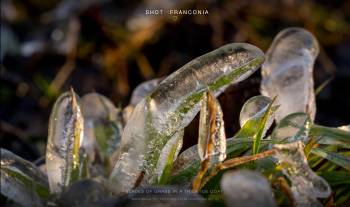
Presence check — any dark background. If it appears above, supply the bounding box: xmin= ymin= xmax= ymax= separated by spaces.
xmin=1 ymin=0 xmax=349 ymax=165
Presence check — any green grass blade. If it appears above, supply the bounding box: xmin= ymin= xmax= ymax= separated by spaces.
xmin=253 ymin=97 xmax=276 ymax=154
xmin=157 ymin=130 xmax=183 ymax=184
xmin=311 ymin=148 xmax=350 ymax=171
xmin=310 ymin=124 xmax=350 ymax=148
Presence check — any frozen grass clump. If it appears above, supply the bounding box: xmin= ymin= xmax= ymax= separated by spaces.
xmin=1 ymin=27 xmax=349 ymax=207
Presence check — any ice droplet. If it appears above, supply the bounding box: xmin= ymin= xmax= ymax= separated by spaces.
xmin=221 ymin=170 xmax=277 ymax=207
xmin=198 ymin=91 xmax=226 ymax=165
xmin=109 ymin=43 xmax=264 ymax=194
xmin=273 ymin=141 xmax=331 ymax=207
xmin=240 ymin=95 xmax=273 ymax=127
xmin=238 ymin=95 xmax=275 ymax=139
xmin=46 ymin=89 xmax=84 ymax=194
xmin=1 ymin=148 xmax=49 ymax=207
xmin=80 ymin=93 xmax=123 ymax=162
xmin=271 ymin=112 xmax=311 ymax=143
xmin=261 ymin=27 xmax=319 ymax=122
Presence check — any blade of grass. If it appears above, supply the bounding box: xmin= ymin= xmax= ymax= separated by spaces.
xmin=253 ymin=97 xmax=276 ymax=154
xmin=311 ymin=148 xmax=350 ymax=171
xmin=310 ymin=125 xmax=350 ymax=148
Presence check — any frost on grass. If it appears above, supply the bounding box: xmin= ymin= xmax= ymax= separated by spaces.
xmin=271 ymin=112 xmax=311 ymax=143
xmin=197 ymin=91 xmax=226 ymax=165
xmin=273 ymin=141 xmax=331 ymax=207
xmin=221 ymin=170 xmax=277 ymax=207
xmin=1 ymin=149 xmax=49 ymax=207
xmin=261 ymin=27 xmax=319 ymax=122
xmin=109 ymin=43 xmax=264 ymax=193
xmin=46 ymin=89 xmax=84 ymax=194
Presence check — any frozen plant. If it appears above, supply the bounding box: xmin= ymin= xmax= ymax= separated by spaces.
xmin=1 ymin=27 xmax=349 ymax=207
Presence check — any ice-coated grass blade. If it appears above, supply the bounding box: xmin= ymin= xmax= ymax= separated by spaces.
xmin=80 ymin=93 xmax=123 ymax=165
xmin=197 ymin=90 xmax=226 ymax=164
xmin=271 ymin=112 xmax=312 ymax=143
xmin=193 ymin=90 xmax=226 ymax=191
xmin=261 ymin=27 xmax=319 ymax=122
xmin=234 ymin=96 xmax=276 ymax=140
xmin=109 ymin=43 xmax=264 ymax=193
xmin=273 ymin=141 xmax=331 ymax=207
xmin=310 ymin=124 xmax=350 ymax=148
xmin=221 ymin=170 xmax=277 ymax=207
xmin=157 ymin=130 xmax=183 ymax=184
xmin=311 ymin=148 xmax=350 ymax=171
xmin=233 ymin=95 xmax=277 ymax=154
xmin=1 ymin=149 xmax=50 ymax=207
xmin=46 ymin=89 xmax=84 ymax=194
xmin=239 ymin=95 xmax=273 ymax=127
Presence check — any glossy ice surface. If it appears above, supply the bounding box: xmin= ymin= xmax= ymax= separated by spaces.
xmin=197 ymin=91 xmax=226 ymax=165
xmin=273 ymin=141 xmax=331 ymax=207
xmin=80 ymin=93 xmax=123 ymax=161
xmin=46 ymin=90 xmax=84 ymax=194
xmin=1 ymin=149 xmax=49 ymax=207
xmin=109 ymin=43 xmax=264 ymax=193
xmin=261 ymin=28 xmax=319 ymax=122
xmin=271 ymin=112 xmax=311 ymax=143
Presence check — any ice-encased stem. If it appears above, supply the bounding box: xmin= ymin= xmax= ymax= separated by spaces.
xmin=197 ymin=90 xmax=226 ymax=164
xmin=46 ymin=89 xmax=84 ymax=194
xmin=109 ymin=43 xmax=264 ymax=193
xmin=261 ymin=27 xmax=319 ymax=122
xmin=192 ymin=90 xmax=226 ymax=191
xmin=273 ymin=141 xmax=331 ymax=207
xmin=1 ymin=149 xmax=49 ymax=207
xmin=80 ymin=93 xmax=123 ymax=164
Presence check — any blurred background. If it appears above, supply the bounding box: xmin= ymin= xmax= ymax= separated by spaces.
xmin=1 ymin=0 xmax=350 ymax=170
